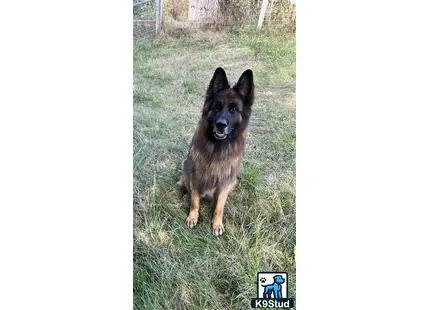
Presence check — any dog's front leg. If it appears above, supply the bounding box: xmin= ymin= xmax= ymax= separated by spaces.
xmin=212 ymin=181 xmax=236 ymax=236
xmin=185 ymin=186 xmax=200 ymax=228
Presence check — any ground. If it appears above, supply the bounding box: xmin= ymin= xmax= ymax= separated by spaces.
xmin=133 ymin=28 xmax=296 ymax=309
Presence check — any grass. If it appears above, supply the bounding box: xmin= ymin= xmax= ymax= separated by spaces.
xmin=133 ymin=3 xmax=156 ymax=20
xmin=133 ymin=28 xmax=296 ymax=309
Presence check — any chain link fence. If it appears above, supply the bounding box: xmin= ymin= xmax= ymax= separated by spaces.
xmin=133 ymin=0 xmax=157 ymax=44
xmin=133 ymin=0 xmax=295 ymax=45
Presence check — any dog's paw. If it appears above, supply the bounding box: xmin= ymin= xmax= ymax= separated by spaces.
xmin=185 ymin=216 xmax=198 ymax=229
xmin=212 ymin=221 xmax=225 ymax=236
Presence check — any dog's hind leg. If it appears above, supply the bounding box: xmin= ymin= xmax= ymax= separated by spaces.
xmin=177 ymin=161 xmax=189 ymax=196
xmin=177 ymin=174 xmax=188 ymax=196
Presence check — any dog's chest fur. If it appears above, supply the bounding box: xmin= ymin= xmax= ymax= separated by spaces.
xmin=188 ymin=128 xmax=247 ymax=197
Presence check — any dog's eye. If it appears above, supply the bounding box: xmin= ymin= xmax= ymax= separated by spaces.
xmin=229 ymin=107 xmax=237 ymax=113
xmin=214 ymin=103 xmax=222 ymax=110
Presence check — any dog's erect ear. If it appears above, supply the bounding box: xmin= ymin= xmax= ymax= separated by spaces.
xmin=207 ymin=67 xmax=229 ymax=95
xmin=234 ymin=69 xmax=254 ymax=99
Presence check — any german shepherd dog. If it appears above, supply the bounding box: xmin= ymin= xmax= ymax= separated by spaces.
xmin=178 ymin=67 xmax=254 ymax=235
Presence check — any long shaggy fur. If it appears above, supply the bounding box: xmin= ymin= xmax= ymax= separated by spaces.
xmin=178 ymin=67 xmax=254 ymax=235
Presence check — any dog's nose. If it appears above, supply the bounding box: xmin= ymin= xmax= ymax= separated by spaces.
xmin=216 ymin=120 xmax=227 ymax=131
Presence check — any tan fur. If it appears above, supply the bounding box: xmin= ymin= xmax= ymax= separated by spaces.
xmin=212 ymin=180 xmax=237 ymax=236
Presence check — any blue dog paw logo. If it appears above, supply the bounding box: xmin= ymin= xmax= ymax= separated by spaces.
xmin=257 ymin=273 xmax=288 ymax=299
xmin=261 ymin=274 xmax=285 ymax=299
xmin=251 ymin=272 xmax=294 ymax=308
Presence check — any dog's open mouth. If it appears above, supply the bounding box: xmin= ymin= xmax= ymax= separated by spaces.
xmin=214 ymin=131 xmax=227 ymax=140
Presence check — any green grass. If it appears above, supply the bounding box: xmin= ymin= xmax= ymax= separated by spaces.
xmin=133 ymin=29 xmax=296 ymax=310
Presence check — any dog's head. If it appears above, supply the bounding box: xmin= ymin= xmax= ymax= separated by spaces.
xmin=273 ymin=275 xmax=285 ymax=285
xmin=202 ymin=67 xmax=254 ymax=140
